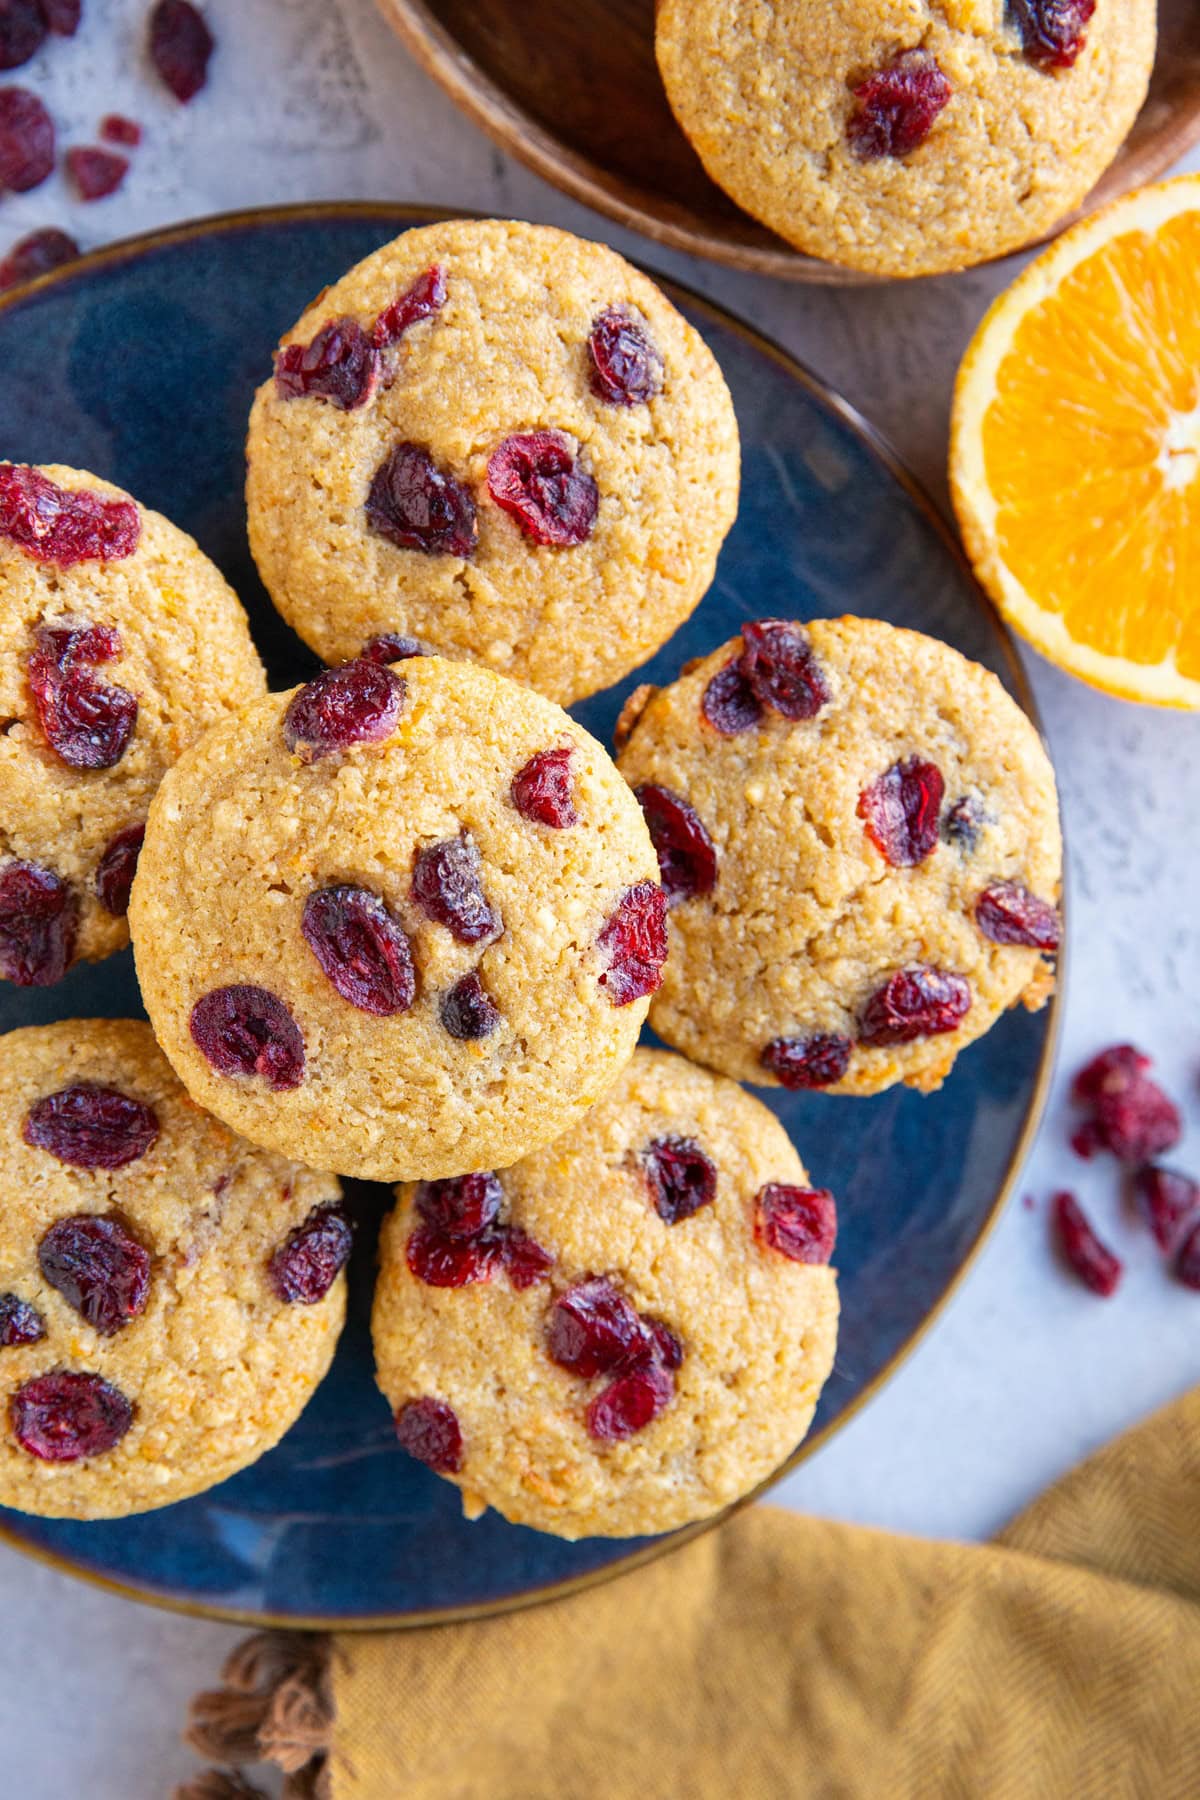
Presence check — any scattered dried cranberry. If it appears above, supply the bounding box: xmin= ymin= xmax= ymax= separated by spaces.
xmin=23 ymin=1082 xmax=158 ymax=1169
xmin=636 ymin=783 xmax=717 ymax=905
xmin=943 ymin=796 xmax=984 ymax=851
xmin=547 ymin=1277 xmax=647 ymax=1379
xmin=1071 ymin=1044 xmax=1181 ymax=1164
xmin=1133 ymin=1166 xmax=1200 ymax=1254
xmin=1070 ymin=1119 xmax=1105 ymax=1161
xmin=189 ymin=985 xmax=306 ymax=1091
xmin=755 ymin=1184 xmax=838 ymax=1264
xmin=860 ymin=967 xmax=971 ymax=1046
xmin=395 ymin=1397 xmax=462 ymax=1473
xmin=268 ymin=1203 xmax=352 ymax=1304
xmin=1072 ymin=1044 xmax=1150 ymax=1104
xmin=847 ymin=49 xmax=952 ymax=160
xmin=417 ymin=1172 xmax=503 ymax=1240
xmin=0 ymin=87 xmax=53 ymax=192
xmin=66 ymin=146 xmax=128 ymax=202
xmin=0 ymin=0 xmax=45 ymax=71
xmin=739 ymin=619 xmax=830 ymax=721
xmin=586 ymin=1360 xmax=674 ymax=1443
xmin=27 ymin=619 xmax=137 ymax=769
xmin=976 ymin=881 xmax=1060 ymax=952
xmin=360 ymin=633 xmax=429 ymax=664
xmin=511 ymin=746 xmax=578 ymax=829
xmin=596 ymin=881 xmax=668 ymax=1006
xmin=0 ymin=226 xmax=79 ymax=289
xmin=412 ymin=833 xmax=500 ymax=945
xmin=149 ymin=0 xmax=214 ymax=102
xmin=38 ymin=1213 xmax=151 ymax=1334
xmin=0 ymin=464 xmax=140 ymax=562
xmin=586 ymin=306 xmax=664 ymax=406
xmin=1009 ymin=0 xmax=1095 ymax=70
xmin=642 ymin=1135 xmax=717 ymax=1225
xmin=487 ymin=431 xmax=598 ymax=547
xmin=301 ymin=885 xmax=416 ymax=1016
xmin=372 ymin=263 xmax=447 ymax=349
xmin=366 ymin=441 xmax=478 ymax=558
xmin=41 ymin=0 xmax=79 ymax=32
xmin=283 ymin=658 xmax=404 ymax=762
xmin=0 ymin=1292 xmax=44 ymax=1347
xmin=760 ymin=1032 xmax=852 ymax=1090
xmin=11 ymin=1371 xmax=133 ymax=1462
xmin=274 ymin=317 xmax=380 ymax=411
xmin=100 ymin=113 xmax=141 ymax=147
xmin=94 ymin=822 xmax=145 ymax=915
xmin=701 ymin=659 xmax=763 ymax=737
xmin=1053 ymin=1190 xmax=1121 ymax=1296
xmin=406 ymin=1225 xmax=497 ymax=1288
xmin=0 ymin=859 xmax=76 ymax=985
xmin=858 ymin=756 xmax=944 ymax=867
xmin=439 ymin=971 xmax=500 ymax=1040
xmin=1176 ymin=1220 xmax=1200 ymax=1292
xmin=500 ymin=1228 xmax=554 ymax=1290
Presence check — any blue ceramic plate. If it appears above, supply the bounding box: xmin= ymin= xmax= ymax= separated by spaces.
xmin=0 ymin=205 xmax=1057 ymax=1627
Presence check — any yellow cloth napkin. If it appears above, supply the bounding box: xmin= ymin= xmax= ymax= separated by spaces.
xmin=181 ymin=1383 xmax=1200 ymax=1800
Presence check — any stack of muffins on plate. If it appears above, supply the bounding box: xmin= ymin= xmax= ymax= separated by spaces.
xmin=0 ymin=219 xmax=1060 ymax=1538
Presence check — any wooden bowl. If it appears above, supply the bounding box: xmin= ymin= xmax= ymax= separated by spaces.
xmin=377 ymin=0 xmax=1200 ymax=283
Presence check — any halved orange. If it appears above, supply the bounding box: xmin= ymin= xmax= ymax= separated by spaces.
xmin=950 ymin=175 xmax=1200 ymax=709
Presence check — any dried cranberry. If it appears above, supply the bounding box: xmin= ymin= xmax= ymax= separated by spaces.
xmin=66 ymin=146 xmax=128 ymax=202
xmin=547 ymin=1277 xmax=646 ymax=1379
xmin=943 ymin=796 xmax=984 ymax=851
xmin=1133 ymin=1166 xmax=1200 ymax=1254
xmin=1092 ymin=1082 xmax=1181 ymax=1165
xmin=847 ymin=50 xmax=952 ymax=160
xmin=1070 ymin=1120 xmax=1105 ymax=1161
xmin=487 ymin=431 xmax=598 ymax=547
xmin=23 ymin=1082 xmax=158 ymax=1169
xmin=643 ymin=1316 xmax=684 ymax=1371
xmin=94 ymin=822 xmax=145 ymax=915
xmin=1073 ymin=1044 xmax=1150 ymax=1104
xmin=500 ymin=1228 xmax=554 ymax=1290
xmin=11 ymin=1372 xmax=133 ymax=1461
xmin=189 ymin=985 xmax=306 ymax=1091
xmin=27 ymin=620 xmax=138 ymax=769
xmin=760 ymin=1032 xmax=852 ymax=1090
xmin=0 ymin=227 xmax=79 ymax=289
xmin=0 ymin=87 xmax=53 ymax=192
xmin=405 ymin=1223 xmax=498 ymax=1288
xmin=149 ymin=0 xmax=214 ymax=102
xmin=301 ymin=885 xmax=416 ymax=1017
xmin=739 ymin=620 xmax=829 ymax=721
xmin=268 ymin=1203 xmax=352 ymax=1304
xmin=636 ymin=783 xmax=717 ymax=905
xmin=0 ymin=1293 xmax=44 ymax=1346
xmin=1053 ymin=1191 xmax=1121 ymax=1296
xmin=642 ymin=1136 xmax=717 ymax=1225
xmin=41 ymin=0 xmax=80 ymax=32
xmin=0 ymin=0 xmax=45 ymax=71
xmin=858 ymin=756 xmax=944 ymax=867
xmin=274 ymin=318 xmax=380 ymax=411
xmin=1009 ymin=0 xmax=1095 ymax=70
xmin=0 ymin=465 xmax=140 ymax=562
xmin=38 ymin=1213 xmax=151 ymax=1335
xmin=976 ymin=882 xmax=1060 ymax=952
xmin=860 ymin=967 xmax=971 ymax=1045
xmin=439 ymin=971 xmax=500 ymax=1040
xmin=587 ymin=307 xmax=664 ymax=406
xmin=1176 ymin=1220 xmax=1200 ymax=1292
xmin=755 ymin=1184 xmax=838 ymax=1264
xmin=511 ymin=746 xmax=578 ymax=829
xmin=596 ymin=881 xmax=668 ymax=1006
xmin=586 ymin=1360 xmax=673 ymax=1443
xmin=100 ymin=113 xmax=141 ymax=147
xmin=417 ymin=1172 xmax=502 ymax=1240
xmin=366 ymin=441 xmax=478 ymax=558
xmin=360 ymin=633 xmax=429 ymax=664
xmin=701 ymin=659 xmax=763 ymax=736
xmin=283 ymin=658 xmax=404 ymax=762
xmin=372 ymin=263 xmax=447 ymax=349
xmin=394 ymin=1397 xmax=462 ymax=1473
xmin=0 ymin=859 xmax=76 ymax=986
xmin=412 ymin=833 xmax=500 ymax=945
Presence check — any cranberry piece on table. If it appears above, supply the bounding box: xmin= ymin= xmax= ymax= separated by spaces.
xmin=360 ymin=633 xmax=429 ymax=664
xmin=412 ymin=833 xmax=501 ymax=946
xmin=1009 ymin=0 xmax=1095 ymax=70
xmin=860 ymin=967 xmax=971 ymax=1045
xmin=1133 ymin=1166 xmax=1200 ymax=1254
xmin=189 ymin=985 xmax=306 ymax=1091
xmin=701 ymin=659 xmax=763 ymax=737
xmin=0 ymin=0 xmax=46 ymax=72
xmin=94 ymin=822 xmax=145 ymax=916
xmin=439 ymin=971 xmax=500 ymax=1040
xmin=366 ymin=441 xmax=478 ymax=558
xmin=760 ymin=1032 xmax=852 ymax=1090
xmin=38 ymin=1213 xmax=152 ymax=1335
xmin=1071 ymin=1044 xmax=1180 ymax=1165
xmin=66 ymin=146 xmax=128 ymax=203
xmin=1053 ymin=1191 xmax=1121 ymax=1296
xmin=943 ymin=795 xmax=984 ymax=851
xmin=487 ymin=431 xmax=598 ymax=547
xmin=0 ymin=464 xmax=140 ymax=562
xmin=587 ymin=306 xmax=664 ymax=406
xmin=511 ymin=746 xmax=578 ymax=829
xmin=858 ymin=756 xmax=944 ymax=867
xmin=301 ymin=885 xmax=416 ymax=1016
xmin=373 ymin=263 xmax=447 ymax=349
xmin=1176 ymin=1220 xmax=1200 ymax=1292
xmin=0 ymin=1292 xmax=44 ymax=1347
xmin=417 ymin=1172 xmax=503 ymax=1240
xmin=395 ymin=1397 xmax=462 ymax=1473
xmin=636 ymin=783 xmax=716 ymax=905
xmin=27 ymin=620 xmax=138 ymax=770
xmin=0 ymin=227 xmax=79 ymax=290
xmin=847 ymin=50 xmax=952 ymax=161
xmin=642 ymin=1135 xmax=717 ymax=1225
xmin=0 ymin=87 xmax=54 ymax=193
xmin=283 ymin=658 xmax=404 ymax=762
xmin=976 ymin=881 xmax=1060 ymax=952
xmin=268 ymin=1203 xmax=352 ymax=1304
xmin=1072 ymin=1044 xmax=1149 ymax=1103
xmin=755 ymin=1184 xmax=837 ymax=1265
xmin=23 ymin=1082 xmax=158 ymax=1170
xmin=0 ymin=859 xmax=77 ymax=986
xmin=739 ymin=619 xmax=829 ymax=721
xmin=41 ymin=0 xmax=80 ymax=33
xmin=100 ymin=114 xmax=142 ymax=148
xmin=11 ymin=1371 xmax=133 ymax=1462
xmin=596 ymin=881 xmax=668 ymax=1006
xmin=547 ymin=1277 xmax=647 ymax=1379
xmin=149 ymin=0 xmax=214 ymax=103
xmin=275 ymin=317 xmax=380 ymax=411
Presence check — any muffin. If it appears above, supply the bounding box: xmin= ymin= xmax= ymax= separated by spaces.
xmin=245 ymin=218 xmax=740 ymax=704
xmin=129 ymin=654 xmax=665 ymax=1182
xmin=655 ymin=0 xmax=1156 ymax=277
xmin=0 ymin=462 xmax=266 ymax=987
xmin=616 ymin=616 xmax=1061 ymax=1096
xmin=0 ymin=1019 xmax=347 ymax=1520
xmin=373 ymin=1048 xmax=838 ymax=1539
